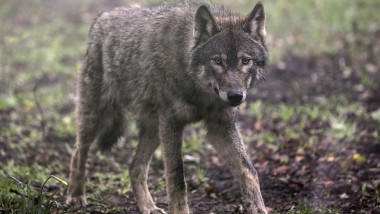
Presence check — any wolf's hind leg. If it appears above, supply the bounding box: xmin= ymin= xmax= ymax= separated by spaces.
xmin=67 ymin=55 xmax=102 ymax=206
xmin=66 ymin=103 xmax=99 ymax=206
xmin=129 ymin=117 xmax=166 ymax=214
xmin=66 ymin=128 xmax=95 ymax=206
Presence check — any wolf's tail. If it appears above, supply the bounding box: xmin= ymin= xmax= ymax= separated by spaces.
xmin=96 ymin=103 xmax=125 ymax=151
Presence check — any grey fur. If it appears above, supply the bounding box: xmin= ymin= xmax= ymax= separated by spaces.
xmin=67 ymin=2 xmax=269 ymax=214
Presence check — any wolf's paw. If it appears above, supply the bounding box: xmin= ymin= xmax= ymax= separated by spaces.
xmin=245 ymin=202 xmax=268 ymax=214
xmin=253 ymin=206 xmax=268 ymax=214
xmin=141 ymin=207 xmax=166 ymax=214
xmin=66 ymin=194 xmax=88 ymax=207
xmin=258 ymin=208 xmax=268 ymax=214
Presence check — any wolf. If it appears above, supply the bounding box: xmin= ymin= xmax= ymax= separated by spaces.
xmin=66 ymin=1 xmax=269 ymax=213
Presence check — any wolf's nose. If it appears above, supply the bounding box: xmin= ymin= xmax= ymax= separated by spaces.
xmin=227 ymin=91 xmax=243 ymax=104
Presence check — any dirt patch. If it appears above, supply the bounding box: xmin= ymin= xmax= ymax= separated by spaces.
xmin=2 ymin=53 xmax=380 ymax=213
xmin=1 ymin=1 xmax=380 ymax=213
xmin=59 ymin=54 xmax=378 ymax=213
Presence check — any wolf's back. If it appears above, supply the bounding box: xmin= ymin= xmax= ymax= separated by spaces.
xmin=81 ymin=4 xmax=196 ymax=149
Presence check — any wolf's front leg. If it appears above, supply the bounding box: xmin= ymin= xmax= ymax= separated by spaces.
xmin=159 ymin=115 xmax=189 ymax=214
xmin=206 ymin=116 xmax=267 ymax=214
xmin=129 ymin=118 xmax=166 ymax=214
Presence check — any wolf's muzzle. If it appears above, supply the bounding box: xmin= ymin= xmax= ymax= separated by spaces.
xmin=227 ymin=91 xmax=243 ymax=106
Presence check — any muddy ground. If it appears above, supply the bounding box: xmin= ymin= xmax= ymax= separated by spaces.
xmin=1 ymin=1 xmax=380 ymax=214
xmin=3 ymin=52 xmax=379 ymax=213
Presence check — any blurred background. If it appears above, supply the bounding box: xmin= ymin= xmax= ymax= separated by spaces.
xmin=1 ymin=0 xmax=379 ymax=213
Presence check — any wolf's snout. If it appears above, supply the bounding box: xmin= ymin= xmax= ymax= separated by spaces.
xmin=227 ymin=91 xmax=243 ymax=105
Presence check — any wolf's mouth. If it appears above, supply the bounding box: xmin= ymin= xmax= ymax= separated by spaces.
xmin=227 ymin=101 xmax=243 ymax=107
xmin=213 ymin=87 xmax=219 ymax=95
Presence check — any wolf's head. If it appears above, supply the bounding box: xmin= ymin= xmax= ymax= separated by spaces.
xmin=191 ymin=2 xmax=268 ymax=107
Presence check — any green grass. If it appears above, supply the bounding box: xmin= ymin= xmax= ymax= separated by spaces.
xmin=0 ymin=174 xmax=68 ymax=214
xmin=263 ymin=0 xmax=380 ymax=61
xmin=1 ymin=0 xmax=379 ymax=213
xmin=245 ymin=94 xmax=379 ymax=163
xmin=284 ymin=201 xmax=339 ymax=214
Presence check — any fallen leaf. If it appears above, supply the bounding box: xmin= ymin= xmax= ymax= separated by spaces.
xmin=366 ymin=63 xmax=377 ymax=73
xmin=278 ymin=177 xmax=287 ymax=183
xmin=254 ymin=161 xmax=268 ymax=169
xmin=254 ymin=120 xmax=262 ymax=131
xmin=339 ymin=193 xmax=349 ymax=199
xmin=258 ymin=154 xmax=265 ymax=163
xmin=327 ymin=157 xmax=335 ymax=162
xmin=359 ymin=91 xmax=371 ymax=100
xmin=273 ymin=165 xmax=290 ymax=176
xmin=288 ymin=179 xmax=305 ymax=188
xmin=352 ymin=154 xmax=366 ymax=164
xmin=295 ymin=156 xmax=304 ymax=163
xmin=255 ymin=141 xmax=263 ymax=148
xmin=265 ymin=207 xmax=274 ymax=212
xmin=322 ymin=179 xmax=334 ymax=186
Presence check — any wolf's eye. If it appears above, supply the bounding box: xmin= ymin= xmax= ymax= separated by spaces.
xmin=242 ymin=58 xmax=251 ymax=65
xmin=214 ymin=58 xmax=222 ymax=65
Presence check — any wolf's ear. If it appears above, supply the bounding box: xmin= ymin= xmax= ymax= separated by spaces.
xmin=194 ymin=5 xmax=220 ymax=46
xmin=243 ymin=2 xmax=266 ymax=41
